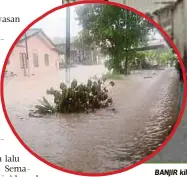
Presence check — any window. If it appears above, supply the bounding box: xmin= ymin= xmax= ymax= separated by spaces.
xmin=33 ymin=53 xmax=39 ymax=67
xmin=44 ymin=54 xmax=49 ymax=66
xmin=20 ymin=53 xmax=27 ymax=69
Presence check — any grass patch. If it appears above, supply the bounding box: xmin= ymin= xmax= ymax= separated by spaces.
xmin=104 ymin=71 xmax=124 ymax=80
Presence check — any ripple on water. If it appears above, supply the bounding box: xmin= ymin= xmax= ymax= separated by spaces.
xmin=4 ymin=69 xmax=179 ymax=173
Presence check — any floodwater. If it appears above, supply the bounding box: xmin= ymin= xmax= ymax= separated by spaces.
xmin=3 ymin=65 xmax=179 ymax=173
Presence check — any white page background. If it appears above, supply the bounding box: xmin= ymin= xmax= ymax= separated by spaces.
xmin=0 ymin=0 xmax=185 ymax=177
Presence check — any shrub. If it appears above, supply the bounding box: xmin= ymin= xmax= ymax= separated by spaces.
xmin=33 ymin=78 xmax=115 ymax=114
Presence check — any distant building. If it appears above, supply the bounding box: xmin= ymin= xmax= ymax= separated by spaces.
xmin=55 ymin=41 xmax=102 ymax=65
xmin=150 ymin=0 xmax=186 ymax=57
xmin=152 ymin=4 xmax=174 ymax=39
xmin=113 ymin=0 xmax=177 ymax=13
xmin=55 ymin=42 xmax=78 ymax=64
xmin=6 ymin=28 xmax=60 ymax=77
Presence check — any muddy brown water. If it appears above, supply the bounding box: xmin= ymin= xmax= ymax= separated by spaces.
xmin=3 ymin=67 xmax=179 ymax=173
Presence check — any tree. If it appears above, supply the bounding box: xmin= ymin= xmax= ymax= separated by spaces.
xmin=73 ymin=32 xmax=97 ymax=64
xmin=133 ymin=52 xmax=146 ymax=69
xmin=139 ymin=50 xmax=159 ymax=66
xmin=53 ymin=37 xmax=64 ymax=44
xmin=75 ymin=4 xmax=153 ymax=74
xmin=143 ymin=50 xmax=158 ymax=61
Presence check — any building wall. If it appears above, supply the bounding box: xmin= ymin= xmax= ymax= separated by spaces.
xmin=152 ymin=7 xmax=173 ymax=39
xmin=55 ymin=43 xmax=78 ymax=63
xmin=6 ymin=46 xmax=26 ymax=76
xmin=6 ymin=35 xmax=59 ymax=77
xmin=173 ymin=0 xmax=185 ymax=58
xmin=112 ymin=0 xmax=177 ymax=13
xmin=169 ymin=0 xmax=187 ymax=70
xmin=184 ymin=0 xmax=187 ymax=57
xmin=150 ymin=0 xmax=187 ymax=69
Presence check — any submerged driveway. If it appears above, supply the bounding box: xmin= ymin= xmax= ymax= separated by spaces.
xmin=3 ymin=66 xmax=179 ymax=173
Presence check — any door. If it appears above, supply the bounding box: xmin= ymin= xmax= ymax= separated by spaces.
xmin=20 ymin=53 xmax=28 ymax=76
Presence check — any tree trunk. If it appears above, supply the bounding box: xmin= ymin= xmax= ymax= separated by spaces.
xmin=139 ymin=59 xmax=142 ymax=70
xmin=124 ymin=58 xmax=128 ymax=75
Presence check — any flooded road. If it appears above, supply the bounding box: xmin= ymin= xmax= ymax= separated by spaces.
xmin=3 ymin=66 xmax=179 ymax=173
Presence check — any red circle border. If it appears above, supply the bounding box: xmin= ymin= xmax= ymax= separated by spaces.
xmin=1 ymin=0 xmax=187 ymax=176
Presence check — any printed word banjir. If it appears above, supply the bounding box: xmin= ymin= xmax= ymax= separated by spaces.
xmin=0 ymin=16 xmax=20 ymax=23
xmin=155 ymin=169 xmax=187 ymax=176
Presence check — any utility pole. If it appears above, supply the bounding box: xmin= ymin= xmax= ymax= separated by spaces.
xmin=62 ymin=0 xmax=71 ymax=84
xmin=62 ymin=0 xmax=71 ymax=83
xmin=65 ymin=6 xmax=71 ymax=84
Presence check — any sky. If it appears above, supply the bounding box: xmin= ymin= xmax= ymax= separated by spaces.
xmin=33 ymin=6 xmax=81 ymax=40
xmin=33 ymin=4 xmax=163 ymax=42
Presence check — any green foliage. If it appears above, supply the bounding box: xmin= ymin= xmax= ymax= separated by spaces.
xmin=159 ymin=50 xmax=177 ymax=66
xmin=131 ymin=49 xmax=177 ymax=69
xmin=143 ymin=50 xmax=158 ymax=61
xmin=128 ymin=51 xmax=152 ymax=70
xmin=73 ymin=34 xmax=91 ymax=51
xmin=103 ymin=71 xmax=124 ymax=80
xmin=138 ymin=50 xmax=158 ymax=69
xmin=35 ymin=97 xmax=56 ymax=114
xmin=75 ymin=4 xmax=153 ymax=73
xmin=34 ymin=79 xmax=115 ymax=114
